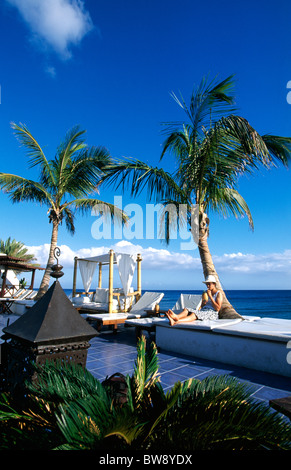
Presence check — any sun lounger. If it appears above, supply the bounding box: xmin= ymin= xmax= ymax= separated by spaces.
xmin=1 ymin=289 xmax=37 ymax=314
xmin=80 ymin=312 xmax=128 ymax=334
xmin=126 ymin=291 xmax=164 ymax=318
xmin=125 ymin=293 xmax=201 ymax=338
xmin=81 ymin=291 xmax=164 ymax=333
xmin=10 ymin=290 xmax=38 ymax=315
xmin=72 ymin=288 xmax=120 ymax=313
xmin=171 ymin=293 xmax=202 ymax=313
xmin=2 ymin=288 xmax=26 ymax=300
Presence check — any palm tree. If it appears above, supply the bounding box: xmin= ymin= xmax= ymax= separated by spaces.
xmin=0 ymin=237 xmax=36 ymax=264
xmin=0 ymin=337 xmax=290 ymax=450
xmin=102 ymin=76 xmax=291 ymax=315
xmin=0 ymin=123 xmax=127 ymax=298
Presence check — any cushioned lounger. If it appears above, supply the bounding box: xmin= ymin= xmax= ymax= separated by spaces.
xmin=81 ymin=292 xmax=164 ymax=332
xmin=81 ymin=313 xmax=128 ymax=333
xmin=124 ymin=293 xmax=202 ymax=334
xmin=155 ymin=316 xmax=291 ymax=377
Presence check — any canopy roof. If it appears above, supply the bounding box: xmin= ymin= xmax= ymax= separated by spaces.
xmin=0 ymin=254 xmax=44 ymax=272
xmin=76 ymin=253 xmax=118 ymax=265
xmin=73 ymin=250 xmax=142 ymax=300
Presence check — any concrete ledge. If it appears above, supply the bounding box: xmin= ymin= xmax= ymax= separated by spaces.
xmin=155 ymin=316 xmax=291 ymax=378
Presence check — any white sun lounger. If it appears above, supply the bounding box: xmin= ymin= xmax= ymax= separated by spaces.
xmin=81 ymin=291 xmax=164 ymax=332
xmin=126 ymin=291 xmax=164 ymax=318
xmin=5 ymin=290 xmax=37 ymax=315
xmin=124 ymin=293 xmax=202 ymax=337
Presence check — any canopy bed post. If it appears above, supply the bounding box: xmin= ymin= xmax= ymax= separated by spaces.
xmin=98 ymin=262 xmax=102 ymax=288
xmin=108 ymin=249 xmax=114 ymax=313
xmin=72 ymin=257 xmax=78 ymax=297
xmin=136 ymin=253 xmax=142 ymax=301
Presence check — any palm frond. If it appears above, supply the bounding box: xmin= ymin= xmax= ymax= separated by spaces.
xmin=55 ymin=126 xmax=88 ymax=191
xmin=102 ymin=158 xmax=185 ymax=204
xmin=262 ymin=134 xmax=291 ymax=168
xmin=0 ymin=173 xmax=52 ymax=205
xmin=56 ymin=126 xmax=87 ymax=160
xmin=205 ymin=187 xmax=254 ymax=229
xmin=162 ymin=75 xmax=236 ymax=144
xmin=28 ymin=360 xmax=107 ymax=403
xmin=160 ymin=125 xmax=194 ymax=162
xmin=70 ymin=197 xmax=128 ymax=225
xmin=55 ymin=396 xmax=140 ymax=450
xmin=62 ymin=206 xmax=75 ymax=234
xmin=63 ymin=146 xmax=111 ymax=197
xmin=11 ymin=122 xmax=55 ymax=184
xmin=0 ymin=237 xmax=36 ymax=263
xmin=130 ymin=337 xmax=160 ymax=406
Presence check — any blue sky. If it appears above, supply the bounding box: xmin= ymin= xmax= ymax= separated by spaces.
xmin=0 ymin=0 xmax=291 ymax=291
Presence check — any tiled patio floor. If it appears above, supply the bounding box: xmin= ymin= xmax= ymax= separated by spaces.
xmin=1 ymin=314 xmax=291 ymax=412
xmin=85 ymin=324 xmax=291 ymax=408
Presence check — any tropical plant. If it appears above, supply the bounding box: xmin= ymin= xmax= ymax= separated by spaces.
xmin=0 ymin=124 xmax=127 ymax=298
xmin=0 ymin=237 xmax=36 ymax=264
xmin=0 ymin=336 xmax=290 ymax=450
xmin=101 ymin=75 xmax=291 ymax=314
xmin=19 ymin=278 xmax=27 ymax=288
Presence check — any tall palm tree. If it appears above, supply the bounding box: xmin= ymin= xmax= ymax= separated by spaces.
xmin=0 ymin=123 xmax=127 ymax=298
xmin=102 ymin=76 xmax=291 ymax=315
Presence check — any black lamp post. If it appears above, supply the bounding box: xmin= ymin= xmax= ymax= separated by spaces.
xmin=0 ymin=248 xmax=97 ymax=391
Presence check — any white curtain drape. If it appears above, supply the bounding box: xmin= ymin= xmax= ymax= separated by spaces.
xmin=115 ymin=253 xmax=136 ymax=296
xmin=78 ymin=260 xmax=97 ymax=293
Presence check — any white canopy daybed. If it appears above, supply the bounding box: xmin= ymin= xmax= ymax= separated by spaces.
xmin=72 ymin=250 xmax=142 ymax=313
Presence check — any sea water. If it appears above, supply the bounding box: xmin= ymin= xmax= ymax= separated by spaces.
xmin=157 ymin=289 xmax=291 ymax=320
xmin=66 ymin=289 xmax=291 ymax=320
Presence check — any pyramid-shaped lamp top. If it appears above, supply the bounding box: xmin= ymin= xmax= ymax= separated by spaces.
xmin=3 ymin=280 xmax=97 ymax=346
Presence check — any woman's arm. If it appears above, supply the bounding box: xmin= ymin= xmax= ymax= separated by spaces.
xmin=207 ymin=290 xmax=222 ymax=311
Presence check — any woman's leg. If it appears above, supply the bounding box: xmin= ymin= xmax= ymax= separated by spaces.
xmin=175 ymin=313 xmax=197 ymax=323
xmin=165 ymin=310 xmax=197 ymax=325
xmin=167 ymin=308 xmax=189 ymax=321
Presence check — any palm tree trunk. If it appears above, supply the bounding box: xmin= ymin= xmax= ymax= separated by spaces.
xmin=35 ymin=221 xmax=59 ymax=299
xmin=197 ymin=212 xmax=239 ymax=316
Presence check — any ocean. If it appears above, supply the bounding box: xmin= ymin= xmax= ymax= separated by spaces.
xmin=156 ymin=290 xmax=291 ymax=320
xmin=67 ymin=289 xmax=291 ymax=320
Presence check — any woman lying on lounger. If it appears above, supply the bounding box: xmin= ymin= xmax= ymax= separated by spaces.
xmin=165 ymin=275 xmax=222 ymax=326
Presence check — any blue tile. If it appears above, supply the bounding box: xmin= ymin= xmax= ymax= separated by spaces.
xmin=252 ymin=386 xmax=290 ymax=402
xmin=2 ymin=315 xmax=290 ymax=408
xmin=83 ymin=326 xmax=291 ymax=407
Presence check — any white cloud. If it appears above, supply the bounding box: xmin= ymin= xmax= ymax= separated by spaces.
xmin=212 ymin=251 xmax=291 ymax=275
xmin=26 ymin=241 xmax=200 ymax=270
xmin=25 ymin=242 xmax=291 ymax=289
xmin=27 ymin=242 xmax=291 ymax=276
xmin=26 ymin=241 xmax=291 ymax=286
xmin=45 ymin=65 xmax=57 ymax=78
xmin=6 ymin=0 xmax=94 ymax=59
